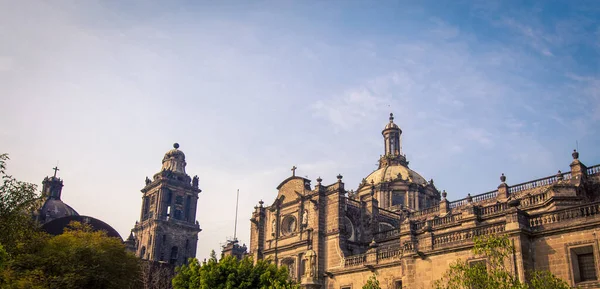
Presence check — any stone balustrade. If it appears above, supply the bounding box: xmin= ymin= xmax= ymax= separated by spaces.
xmin=529 ymin=202 xmax=600 ymax=231
xmin=432 ymin=223 xmax=506 ymax=249
xmin=480 ymin=202 xmax=508 ymax=216
xmin=588 ymin=164 xmax=600 ymax=175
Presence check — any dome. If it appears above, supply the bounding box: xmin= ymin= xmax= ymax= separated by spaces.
xmin=161 ymin=143 xmax=187 ymax=173
xmin=382 ymin=113 xmax=401 ymax=131
xmin=364 ymin=164 xmax=427 ymax=186
xmin=39 ymin=198 xmax=79 ymax=223
xmin=42 ymin=215 xmax=123 ymax=240
xmin=384 ymin=122 xmax=399 ymax=130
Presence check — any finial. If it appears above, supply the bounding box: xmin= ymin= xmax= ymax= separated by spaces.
xmin=557 ymin=170 xmax=563 ymax=180
xmin=316 ymin=176 xmax=322 ymax=184
xmin=500 ymin=173 xmax=506 ymax=183
xmin=258 ymin=200 xmax=264 ymax=207
xmin=442 ymin=190 xmax=447 ymax=199
xmin=389 ymin=113 xmax=394 ymax=122
xmin=52 ymin=166 xmax=60 ymax=178
xmin=466 ymin=193 xmax=472 ymax=203
xmin=173 ymin=143 xmax=180 ymax=149
xmin=572 ymin=149 xmax=579 ymax=160
xmin=291 ymin=166 xmax=297 ymax=176
xmin=337 ymin=174 xmax=343 ymax=181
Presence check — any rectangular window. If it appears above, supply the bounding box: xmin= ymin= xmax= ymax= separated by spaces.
xmin=570 ymin=245 xmax=597 ymax=284
xmin=579 ymin=253 xmax=596 ymax=281
xmin=391 ymin=191 xmax=405 ymax=206
xmin=394 ymin=280 xmax=403 ymax=289
xmin=469 ymin=259 xmax=487 ymax=271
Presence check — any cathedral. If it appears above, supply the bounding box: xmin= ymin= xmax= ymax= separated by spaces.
xmin=33 ymin=143 xmax=202 ymax=270
xmin=249 ymin=113 xmax=600 ymax=289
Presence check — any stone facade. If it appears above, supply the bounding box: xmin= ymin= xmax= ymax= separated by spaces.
xmin=249 ymin=114 xmax=600 ymax=289
xmin=132 ymin=143 xmax=202 ymax=267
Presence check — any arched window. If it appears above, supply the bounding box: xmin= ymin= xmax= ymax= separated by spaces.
xmin=140 ymin=246 xmax=146 ymax=259
xmin=170 ymin=246 xmax=179 ymax=264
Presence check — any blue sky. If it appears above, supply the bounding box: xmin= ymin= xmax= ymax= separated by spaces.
xmin=1 ymin=0 xmax=599 ymax=260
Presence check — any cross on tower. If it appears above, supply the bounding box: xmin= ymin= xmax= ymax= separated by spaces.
xmin=52 ymin=166 xmax=60 ymax=178
xmin=291 ymin=166 xmax=297 ymax=176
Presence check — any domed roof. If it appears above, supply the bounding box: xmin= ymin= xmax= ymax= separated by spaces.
xmin=161 ymin=143 xmax=187 ymax=173
xmin=163 ymin=143 xmax=185 ymax=160
xmin=383 ymin=113 xmax=401 ymax=131
xmin=39 ymin=198 xmax=79 ymax=223
xmin=365 ymin=164 xmax=427 ymax=186
xmin=42 ymin=215 xmax=123 ymax=240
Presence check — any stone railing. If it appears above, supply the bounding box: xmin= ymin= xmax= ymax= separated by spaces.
xmin=432 ymin=214 xmax=461 ymax=228
xmin=344 ymin=253 xmax=367 ymax=267
xmin=411 ymin=205 xmax=440 ymax=218
xmin=529 ymin=202 xmax=600 ymax=231
xmin=449 ymin=198 xmax=469 ymax=209
xmin=473 ymin=190 xmax=498 ymax=203
xmin=374 ymin=228 xmax=401 ymax=242
xmin=480 ymin=202 xmax=509 ymax=216
xmin=433 ymin=222 xmax=506 ymax=249
xmin=508 ymin=172 xmax=572 ymax=195
xmin=377 ymin=245 xmax=402 ymax=261
xmin=520 ymin=191 xmax=550 ymax=208
xmin=588 ymin=164 xmax=600 ymax=176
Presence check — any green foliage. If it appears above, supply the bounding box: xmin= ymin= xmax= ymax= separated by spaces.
xmin=173 ymin=254 xmax=299 ymax=289
xmin=0 ymin=154 xmax=42 ymax=255
xmin=433 ymin=235 xmax=571 ymax=289
xmin=4 ymin=221 xmax=140 ymax=289
xmin=362 ymin=274 xmax=382 ymax=289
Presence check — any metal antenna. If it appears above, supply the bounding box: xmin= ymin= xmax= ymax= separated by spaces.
xmin=233 ymin=189 xmax=239 ymax=241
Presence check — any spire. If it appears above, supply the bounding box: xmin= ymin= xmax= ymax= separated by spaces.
xmin=379 ymin=112 xmax=408 ymax=168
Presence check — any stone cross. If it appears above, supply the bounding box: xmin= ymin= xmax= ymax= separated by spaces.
xmin=52 ymin=166 xmax=60 ymax=178
xmin=291 ymin=166 xmax=297 ymax=176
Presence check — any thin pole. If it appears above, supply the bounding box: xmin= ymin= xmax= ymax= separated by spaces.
xmin=234 ymin=189 xmax=239 ymax=240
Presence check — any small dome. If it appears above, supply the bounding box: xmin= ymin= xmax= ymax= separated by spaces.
xmin=384 ymin=122 xmax=399 ymax=130
xmin=383 ymin=113 xmax=400 ymax=131
xmin=39 ymin=198 xmax=79 ymax=223
xmin=162 ymin=143 xmax=187 ymax=173
xmin=364 ymin=165 xmax=427 ymax=186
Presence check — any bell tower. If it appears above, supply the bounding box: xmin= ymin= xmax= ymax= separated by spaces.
xmin=379 ymin=113 xmax=408 ymax=168
xmin=132 ymin=143 xmax=202 ymax=266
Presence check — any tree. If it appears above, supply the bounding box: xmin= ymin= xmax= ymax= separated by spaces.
xmin=433 ymin=235 xmax=571 ymax=289
xmin=0 ymin=153 xmax=42 ymax=255
xmin=172 ymin=252 xmax=299 ymax=289
xmin=5 ymin=221 xmax=141 ymax=289
xmin=363 ymin=274 xmax=382 ymax=289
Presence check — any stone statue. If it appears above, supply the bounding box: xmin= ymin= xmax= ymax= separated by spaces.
xmin=302 ymin=210 xmax=308 ymax=226
xmin=304 ymin=250 xmax=317 ymax=277
xmin=192 ymin=175 xmax=199 ymax=188
xmin=145 ymin=176 xmax=151 ymax=185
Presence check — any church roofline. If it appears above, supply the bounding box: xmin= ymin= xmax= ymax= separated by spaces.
xmin=276 ymin=175 xmax=311 ymax=190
